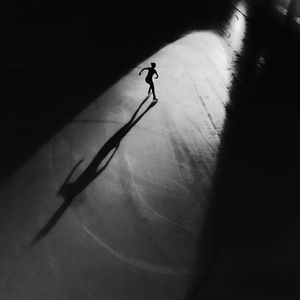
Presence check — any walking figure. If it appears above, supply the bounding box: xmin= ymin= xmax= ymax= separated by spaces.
xmin=139 ymin=63 xmax=159 ymax=101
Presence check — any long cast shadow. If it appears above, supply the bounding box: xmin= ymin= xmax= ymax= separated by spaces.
xmin=31 ymin=96 xmax=157 ymax=246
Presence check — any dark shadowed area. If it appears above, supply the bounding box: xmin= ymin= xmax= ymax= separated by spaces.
xmin=189 ymin=1 xmax=300 ymax=299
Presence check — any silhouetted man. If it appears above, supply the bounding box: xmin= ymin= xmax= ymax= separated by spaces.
xmin=139 ymin=62 xmax=159 ymax=101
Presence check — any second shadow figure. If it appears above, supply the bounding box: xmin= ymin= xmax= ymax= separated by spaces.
xmin=139 ymin=63 xmax=159 ymax=101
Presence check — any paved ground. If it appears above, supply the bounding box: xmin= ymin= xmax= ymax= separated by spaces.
xmin=0 ymin=8 xmax=245 ymax=300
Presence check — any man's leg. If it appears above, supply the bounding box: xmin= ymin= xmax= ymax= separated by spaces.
xmin=151 ymin=82 xmax=157 ymax=100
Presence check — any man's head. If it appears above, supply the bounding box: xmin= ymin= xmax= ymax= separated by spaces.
xmin=151 ymin=62 xmax=156 ymax=68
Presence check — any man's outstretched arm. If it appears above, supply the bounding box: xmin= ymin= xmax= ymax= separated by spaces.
xmin=139 ymin=68 xmax=148 ymax=75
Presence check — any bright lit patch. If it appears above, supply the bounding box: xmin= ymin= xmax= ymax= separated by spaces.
xmin=48 ymin=29 xmax=236 ymax=272
xmin=0 ymin=9 xmax=248 ymax=294
xmin=224 ymin=1 xmax=247 ymax=57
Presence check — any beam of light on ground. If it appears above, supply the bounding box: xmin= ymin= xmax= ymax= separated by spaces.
xmin=0 ymin=9 xmax=247 ymax=299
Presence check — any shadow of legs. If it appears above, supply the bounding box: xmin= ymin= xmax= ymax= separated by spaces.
xmin=30 ymin=96 xmax=156 ymax=246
